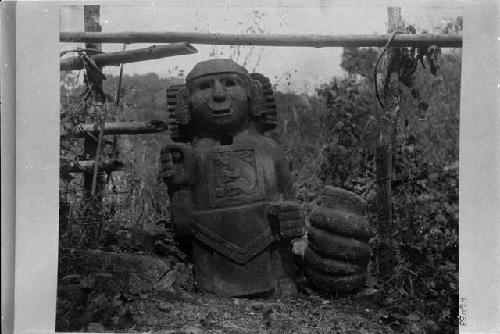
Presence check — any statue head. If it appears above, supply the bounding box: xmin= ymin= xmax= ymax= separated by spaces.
xmin=166 ymin=59 xmax=277 ymax=141
xmin=186 ymin=59 xmax=251 ymax=133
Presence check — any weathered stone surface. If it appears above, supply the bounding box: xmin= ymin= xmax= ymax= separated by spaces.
xmin=305 ymin=267 xmax=367 ymax=293
xmin=161 ymin=59 xmax=304 ymax=297
xmin=267 ymin=201 xmax=305 ymax=239
xmin=308 ymin=227 xmax=371 ymax=264
xmin=304 ymin=186 xmax=371 ymax=294
xmin=304 ymin=246 xmax=364 ymax=275
xmin=321 ymin=185 xmax=367 ymax=216
xmin=310 ymin=206 xmax=373 ymax=241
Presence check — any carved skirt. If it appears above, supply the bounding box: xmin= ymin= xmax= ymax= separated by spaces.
xmin=190 ymin=202 xmax=277 ymax=296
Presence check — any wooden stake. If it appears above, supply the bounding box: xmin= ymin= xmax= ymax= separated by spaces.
xmin=91 ymin=108 xmax=105 ymax=196
xmin=60 ymin=43 xmax=198 ymax=71
xmin=114 ymin=43 xmax=127 ymax=107
xmin=61 ymin=160 xmax=126 ymax=174
xmin=61 ymin=120 xmax=168 ymax=138
xmin=375 ymin=7 xmax=403 ymax=278
xmin=83 ymin=5 xmax=104 ymax=198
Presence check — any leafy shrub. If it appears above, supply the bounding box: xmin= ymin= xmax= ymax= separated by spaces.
xmin=315 ymin=46 xmax=460 ymax=331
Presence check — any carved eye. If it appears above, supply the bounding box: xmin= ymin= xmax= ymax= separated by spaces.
xmin=199 ymin=82 xmax=211 ymax=90
xmin=225 ymin=79 xmax=236 ymax=87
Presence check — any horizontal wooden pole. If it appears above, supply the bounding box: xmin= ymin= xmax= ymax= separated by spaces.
xmin=60 ymin=31 xmax=462 ymax=48
xmin=60 ymin=43 xmax=197 ymax=71
xmin=61 ymin=160 xmax=126 ymax=174
xmin=61 ymin=120 xmax=168 ymax=138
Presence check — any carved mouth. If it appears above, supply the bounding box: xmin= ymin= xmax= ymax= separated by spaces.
xmin=208 ymin=100 xmax=232 ymax=116
xmin=212 ymin=109 xmax=232 ymax=115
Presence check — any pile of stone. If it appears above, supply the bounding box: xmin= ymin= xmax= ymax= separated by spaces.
xmin=304 ymin=186 xmax=372 ymax=293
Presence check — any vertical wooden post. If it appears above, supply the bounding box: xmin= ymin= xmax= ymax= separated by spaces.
xmin=82 ymin=5 xmax=108 ymax=244
xmin=374 ymin=7 xmax=404 ymax=278
xmin=83 ymin=5 xmax=105 ymax=197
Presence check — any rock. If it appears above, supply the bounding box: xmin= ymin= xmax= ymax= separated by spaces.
xmin=179 ymin=325 xmax=205 ymax=334
xmin=303 ymin=186 xmax=371 ymax=296
xmin=308 ymin=227 xmax=371 ymax=264
xmin=304 ymin=246 xmax=364 ymax=275
xmin=321 ymin=186 xmax=367 ymax=216
xmin=354 ymin=288 xmax=383 ymax=305
xmin=63 ymin=250 xmax=172 ymax=295
xmin=86 ymin=322 xmax=106 ymax=332
xmin=310 ymin=206 xmax=372 ymax=241
xmin=305 ymin=267 xmax=367 ymax=293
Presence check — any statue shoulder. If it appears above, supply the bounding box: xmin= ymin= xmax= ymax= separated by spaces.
xmin=235 ymin=131 xmax=282 ymax=153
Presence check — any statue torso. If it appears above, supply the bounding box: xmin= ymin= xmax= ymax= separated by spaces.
xmin=191 ymin=130 xmax=283 ymax=210
xmin=187 ymin=131 xmax=286 ymax=296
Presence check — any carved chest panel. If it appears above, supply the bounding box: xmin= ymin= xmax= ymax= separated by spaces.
xmin=205 ymin=145 xmax=266 ymax=208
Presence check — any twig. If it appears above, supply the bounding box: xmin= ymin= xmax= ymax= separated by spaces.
xmin=90 ymin=103 xmax=105 ymax=196
xmin=60 ymin=48 xmax=104 ymax=57
xmin=134 ymin=200 xmax=146 ymax=227
xmin=61 ymin=121 xmax=168 ymax=138
xmin=60 ymin=43 xmax=197 ymax=71
xmin=373 ymin=31 xmax=399 ymax=109
xmin=115 ymin=43 xmax=127 ymax=107
xmin=400 ymin=266 xmax=418 ymax=276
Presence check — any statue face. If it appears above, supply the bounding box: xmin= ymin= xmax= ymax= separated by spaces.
xmin=190 ymin=73 xmax=250 ymax=132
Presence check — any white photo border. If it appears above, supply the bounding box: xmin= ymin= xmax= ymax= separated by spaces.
xmin=2 ymin=1 xmax=499 ymax=333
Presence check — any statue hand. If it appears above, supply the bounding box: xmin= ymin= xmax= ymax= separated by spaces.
xmin=267 ymin=201 xmax=305 ymax=239
xmin=160 ymin=142 xmax=196 ymax=185
xmin=160 ymin=144 xmax=175 ymax=181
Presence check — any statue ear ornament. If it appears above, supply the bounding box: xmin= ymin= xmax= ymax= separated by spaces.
xmin=174 ymin=87 xmax=191 ymax=125
xmin=249 ymin=73 xmax=278 ymax=133
xmin=166 ymin=84 xmax=192 ymax=142
xmin=249 ymin=79 xmax=266 ymax=117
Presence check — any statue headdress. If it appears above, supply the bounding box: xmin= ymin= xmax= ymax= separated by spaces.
xmin=166 ymin=59 xmax=277 ymax=141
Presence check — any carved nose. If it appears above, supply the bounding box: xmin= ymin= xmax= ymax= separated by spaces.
xmin=212 ymin=80 xmax=226 ymax=102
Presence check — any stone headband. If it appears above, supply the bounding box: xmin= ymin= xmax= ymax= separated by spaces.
xmin=186 ymin=59 xmax=251 ymax=86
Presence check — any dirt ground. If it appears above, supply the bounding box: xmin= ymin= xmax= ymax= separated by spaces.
xmin=68 ymin=285 xmax=425 ymax=334
xmin=56 ymin=251 xmax=432 ymax=334
xmin=122 ymin=291 xmax=415 ymax=334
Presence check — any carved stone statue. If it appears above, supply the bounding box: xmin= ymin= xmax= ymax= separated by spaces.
xmin=160 ymin=59 xmax=372 ymax=298
xmin=160 ymin=59 xmax=304 ymax=297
